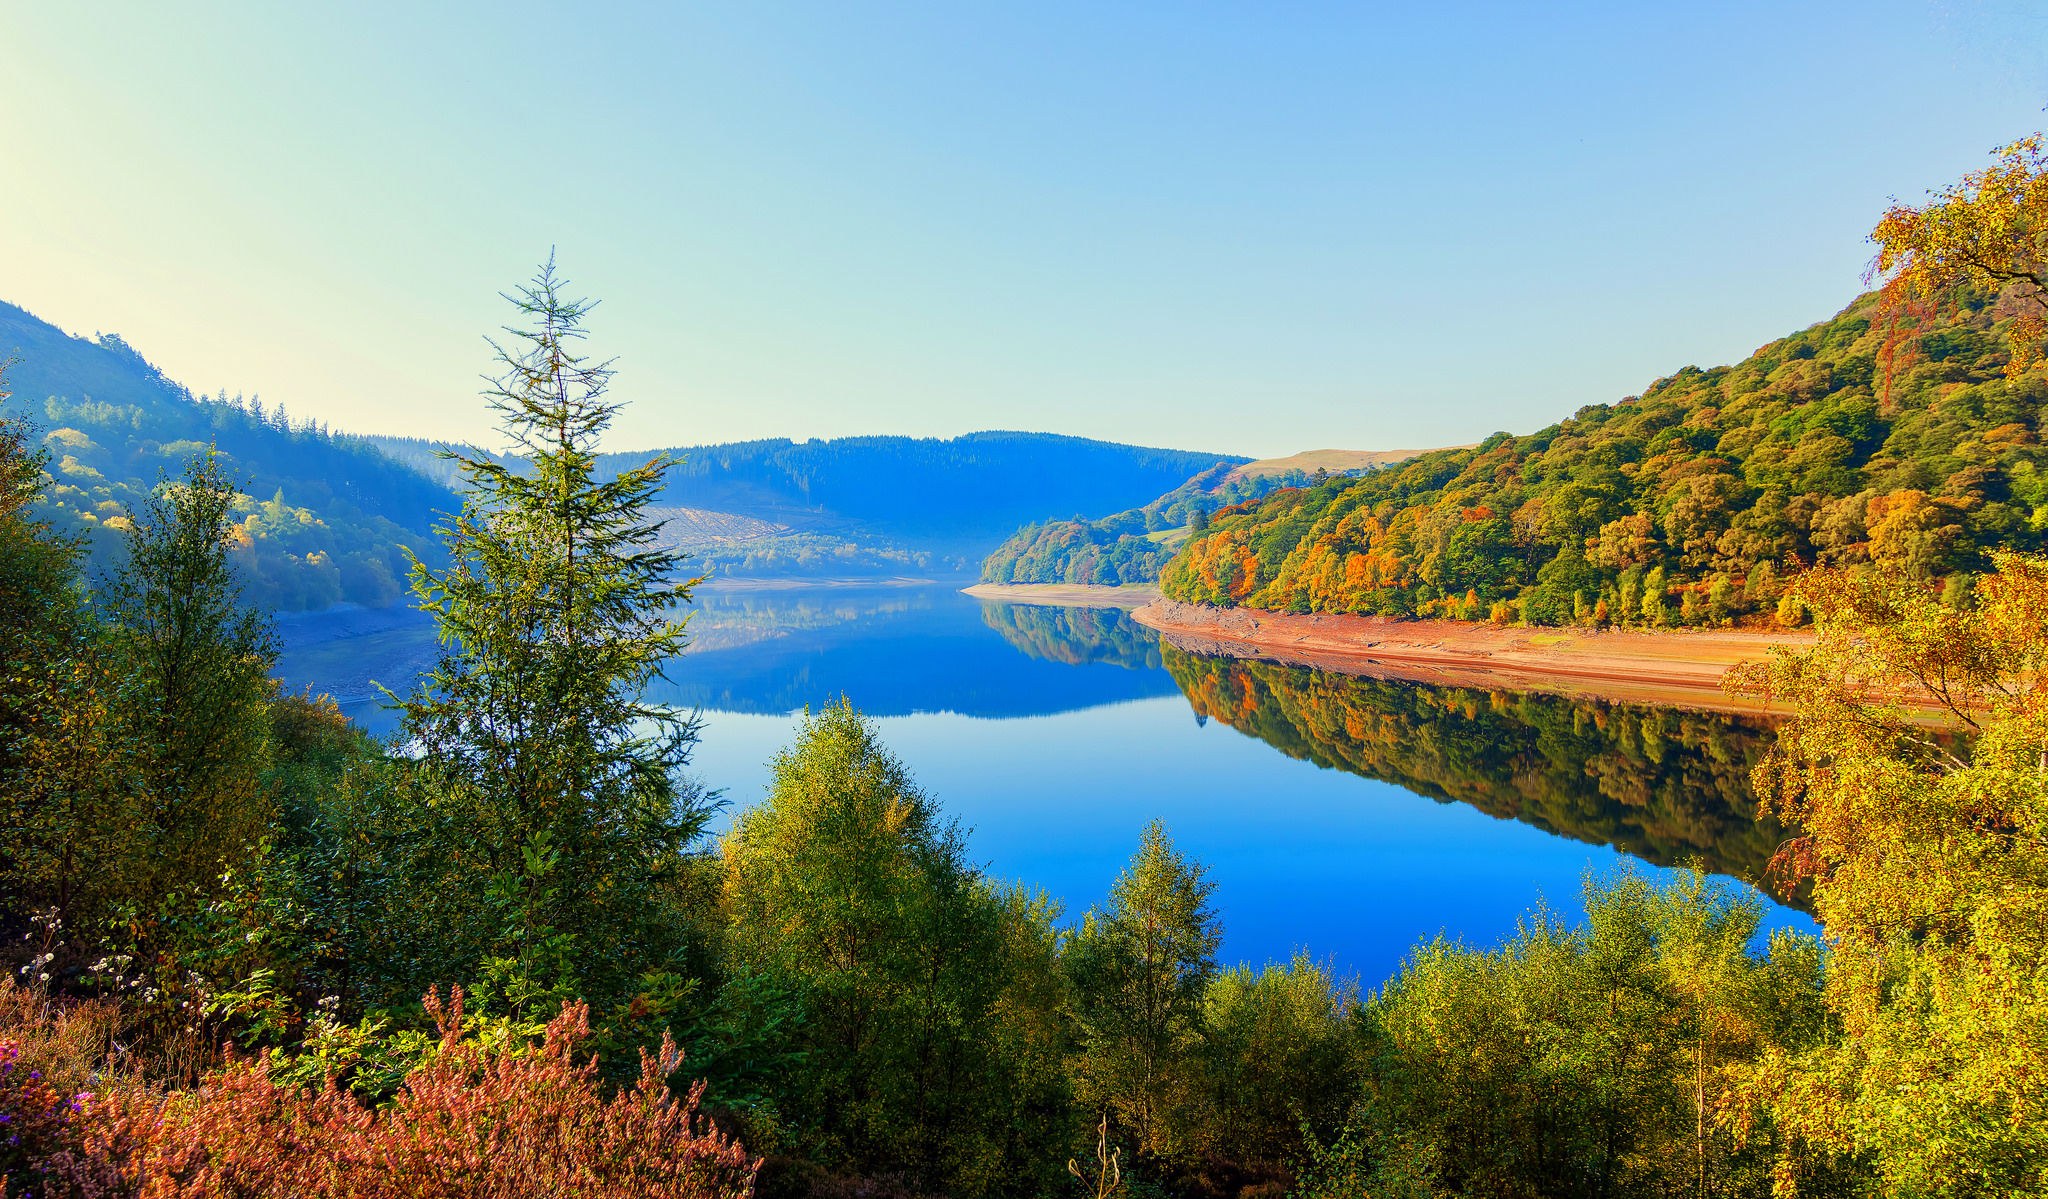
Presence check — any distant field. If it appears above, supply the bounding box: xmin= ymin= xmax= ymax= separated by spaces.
xmin=1232 ymin=446 xmax=1472 ymax=478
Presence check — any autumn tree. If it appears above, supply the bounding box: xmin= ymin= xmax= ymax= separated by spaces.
xmin=0 ymin=362 xmax=117 ymax=926
xmin=1873 ymin=133 xmax=2048 ymax=378
xmin=1732 ymin=553 xmax=2048 ymax=1191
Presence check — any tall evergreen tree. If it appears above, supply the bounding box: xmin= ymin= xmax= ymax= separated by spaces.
xmin=397 ymin=257 xmax=711 ymax=1012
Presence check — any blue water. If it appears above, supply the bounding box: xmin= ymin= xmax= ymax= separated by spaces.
xmin=275 ymin=583 xmax=1817 ymax=986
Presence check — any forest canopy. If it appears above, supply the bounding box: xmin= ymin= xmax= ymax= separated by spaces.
xmin=1162 ymin=285 xmax=2047 ymax=624
xmin=0 ymin=300 xmax=452 ymax=611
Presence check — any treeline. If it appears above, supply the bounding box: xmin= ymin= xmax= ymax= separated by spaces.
xmin=691 ymin=531 xmax=973 ymax=578
xmin=1 ymin=300 xmax=453 ymax=611
xmin=1163 ymin=649 xmax=1790 ymax=886
xmin=599 ymin=432 xmax=1245 ymax=541
xmin=1162 ymin=285 xmax=2046 ymax=623
xmin=982 ymin=464 xmax=1320 ymax=586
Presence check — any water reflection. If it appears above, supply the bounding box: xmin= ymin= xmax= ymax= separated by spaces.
xmin=277 ymin=584 xmax=1795 ymax=908
xmin=642 ymin=586 xmax=1180 ymax=717
xmin=1163 ymin=647 xmax=1793 ymax=894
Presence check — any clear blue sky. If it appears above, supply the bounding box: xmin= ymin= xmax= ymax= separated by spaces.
xmin=2 ymin=2 xmax=2044 ymax=459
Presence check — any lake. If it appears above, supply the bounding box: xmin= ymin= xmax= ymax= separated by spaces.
xmin=275 ymin=582 xmax=1816 ymax=986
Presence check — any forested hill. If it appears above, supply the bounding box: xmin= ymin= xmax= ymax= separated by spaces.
xmin=1164 ymin=286 xmax=2048 ymax=624
xmin=374 ymin=431 xmax=1243 ymax=539
xmin=981 ymin=462 xmax=1315 ymax=586
xmin=0 ymin=300 xmax=453 ymax=610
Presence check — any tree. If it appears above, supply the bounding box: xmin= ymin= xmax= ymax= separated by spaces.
xmin=0 ymin=362 xmax=115 ymax=926
xmin=1872 ymin=133 xmax=2048 ymax=379
xmin=99 ymin=449 xmax=278 ymax=906
xmin=721 ymin=700 xmax=1069 ymax=1196
xmin=1064 ymin=821 xmax=1221 ymax=1164
xmin=1732 ymin=553 xmax=2048 ymax=1192
xmin=395 ymin=257 xmax=712 ymax=1014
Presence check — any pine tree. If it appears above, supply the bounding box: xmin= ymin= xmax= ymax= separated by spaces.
xmin=396 ymin=257 xmax=712 ymax=1012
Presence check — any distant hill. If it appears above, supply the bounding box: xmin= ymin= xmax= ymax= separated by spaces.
xmin=1233 ymin=447 xmax=1459 ymax=478
xmin=0 ymin=300 xmax=453 ymax=611
xmin=1163 ymin=286 xmax=2048 ymax=625
xmin=982 ymin=448 xmax=1452 ymax=586
xmin=371 ymin=430 xmax=1250 ymax=579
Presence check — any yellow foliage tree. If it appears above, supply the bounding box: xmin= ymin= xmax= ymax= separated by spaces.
xmin=1731 ymin=553 xmax=2048 ymax=1192
xmin=1873 ymin=133 xmax=2048 ymax=379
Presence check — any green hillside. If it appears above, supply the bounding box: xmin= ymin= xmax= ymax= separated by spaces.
xmin=1163 ymin=286 xmax=2048 ymax=623
xmin=0 ymin=301 xmax=452 ymax=610
xmin=981 ymin=462 xmax=1319 ymax=585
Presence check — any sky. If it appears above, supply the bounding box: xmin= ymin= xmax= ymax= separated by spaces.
xmin=3 ymin=2 xmax=2046 ymax=460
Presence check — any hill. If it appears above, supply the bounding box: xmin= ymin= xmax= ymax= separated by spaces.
xmin=1162 ymin=286 xmax=2048 ymax=624
xmin=1234 ymin=446 xmax=1466 ymax=478
xmin=372 ymin=430 xmax=1249 ymax=579
xmin=981 ymin=448 xmax=1446 ymax=586
xmin=0 ymin=300 xmax=454 ymax=610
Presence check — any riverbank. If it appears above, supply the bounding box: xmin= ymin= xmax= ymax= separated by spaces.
xmin=1131 ymin=599 xmax=1815 ymax=714
xmin=961 ymin=582 xmax=1162 ymax=608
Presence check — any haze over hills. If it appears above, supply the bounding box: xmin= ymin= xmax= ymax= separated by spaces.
xmin=1 ymin=295 xmax=1253 ymax=599
xmin=370 ymin=431 xmax=1249 ymax=579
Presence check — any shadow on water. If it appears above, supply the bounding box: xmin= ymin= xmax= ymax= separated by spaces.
xmin=1162 ymin=644 xmax=1797 ymax=900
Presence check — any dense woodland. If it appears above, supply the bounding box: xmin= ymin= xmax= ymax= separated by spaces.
xmin=1163 ymin=286 xmax=2048 ymax=624
xmin=982 ymin=465 xmax=1318 ymax=586
xmin=0 ymin=301 xmax=452 ymax=612
xmin=8 ymin=140 xmax=2048 ymax=1195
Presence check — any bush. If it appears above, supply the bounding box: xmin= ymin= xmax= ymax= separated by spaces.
xmin=32 ymin=988 xmax=758 ymax=1199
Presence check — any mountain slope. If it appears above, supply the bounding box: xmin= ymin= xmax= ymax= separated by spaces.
xmin=1 ymin=300 xmax=454 ymax=610
xmin=983 ymin=450 xmax=1447 ymax=586
xmin=1163 ymin=287 xmax=2048 ymax=623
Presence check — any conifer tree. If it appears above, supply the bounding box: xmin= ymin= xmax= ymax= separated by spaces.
xmin=397 ymin=257 xmax=710 ymax=1011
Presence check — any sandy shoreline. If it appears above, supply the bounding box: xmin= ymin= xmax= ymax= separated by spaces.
xmin=961 ymin=582 xmax=1162 ymax=608
xmin=1131 ymin=599 xmax=1815 ymax=714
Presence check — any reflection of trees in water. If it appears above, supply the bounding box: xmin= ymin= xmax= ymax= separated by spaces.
xmin=1163 ymin=646 xmax=1796 ymax=896
xmin=979 ymin=604 xmax=1163 ymax=670
xmin=687 ymin=588 xmax=932 ymax=632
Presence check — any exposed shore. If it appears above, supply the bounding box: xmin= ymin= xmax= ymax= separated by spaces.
xmin=1131 ymin=599 xmax=1815 ymax=714
xmin=961 ymin=582 xmax=1163 ymax=608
